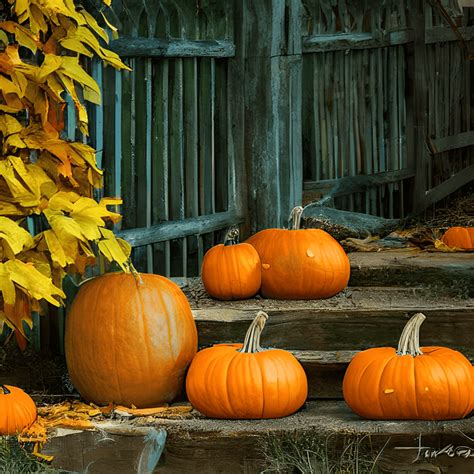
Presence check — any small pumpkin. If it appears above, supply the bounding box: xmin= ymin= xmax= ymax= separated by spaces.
xmin=0 ymin=385 xmax=37 ymax=435
xmin=65 ymin=271 xmax=198 ymax=408
xmin=201 ymin=227 xmax=261 ymax=300
xmin=441 ymin=227 xmax=474 ymax=250
xmin=186 ymin=311 xmax=308 ymax=419
xmin=343 ymin=313 xmax=473 ymax=420
xmin=246 ymin=206 xmax=350 ymax=299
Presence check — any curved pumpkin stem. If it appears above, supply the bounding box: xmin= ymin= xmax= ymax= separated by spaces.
xmin=0 ymin=385 xmax=11 ymax=395
xmin=129 ymin=262 xmax=144 ymax=286
xmin=240 ymin=311 xmax=269 ymax=353
xmin=288 ymin=206 xmax=304 ymax=230
xmin=396 ymin=313 xmax=426 ymax=356
xmin=224 ymin=226 xmax=240 ymax=246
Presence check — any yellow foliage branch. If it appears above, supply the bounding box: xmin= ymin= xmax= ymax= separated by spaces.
xmin=0 ymin=0 xmax=132 ymax=344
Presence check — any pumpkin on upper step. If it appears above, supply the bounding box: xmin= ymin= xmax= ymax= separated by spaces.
xmin=246 ymin=206 xmax=350 ymax=299
xmin=201 ymin=227 xmax=261 ymax=300
xmin=441 ymin=227 xmax=474 ymax=250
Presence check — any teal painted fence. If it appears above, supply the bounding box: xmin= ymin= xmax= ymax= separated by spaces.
xmin=88 ymin=0 xmax=474 ymax=276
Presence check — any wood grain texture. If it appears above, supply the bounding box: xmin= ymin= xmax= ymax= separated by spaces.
xmin=109 ymin=37 xmax=235 ymax=57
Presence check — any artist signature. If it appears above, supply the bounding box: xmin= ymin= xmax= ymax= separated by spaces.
xmin=395 ymin=443 xmax=474 ymax=461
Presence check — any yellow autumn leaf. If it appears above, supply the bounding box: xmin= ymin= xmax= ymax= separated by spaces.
xmin=42 ymin=230 xmax=68 ymax=267
xmin=0 ymin=217 xmax=34 ymax=257
xmin=47 ymin=191 xmax=80 ymax=212
xmin=14 ymin=0 xmax=30 ymax=24
xmin=3 ymin=288 xmax=31 ymax=337
xmin=35 ymin=54 xmax=63 ymax=82
xmin=100 ymin=12 xmax=118 ymax=40
xmin=0 ymin=113 xmax=23 ymax=135
xmin=29 ymin=4 xmax=48 ymax=35
xmin=0 ymin=260 xmax=65 ymax=306
xmin=60 ymin=38 xmax=94 ymax=57
xmin=79 ymin=8 xmax=109 ymax=43
xmin=0 ymin=159 xmax=39 ymax=207
xmin=0 ymin=30 xmax=9 ymax=45
xmin=0 ymin=264 xmax=16 ymax=305
xmin=98 ymin=228 xmax=131 ymax=271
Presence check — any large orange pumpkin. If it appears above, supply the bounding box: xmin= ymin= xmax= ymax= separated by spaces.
xmin=186 ymin=311 xmax=308 ymax=419
xmin=0 ymin=385 xmax=37 ymax=435
xmin=441 ymin=227 xmax=474 ymax=249
xmin=246 ymin=206 xmax=350 ymax=299
xmin=343 ymin=313 xmax=473 ymax=420
xmin=65 ymin=272 xmax=197 ymax=407
xmin=201 ymin=227 xmax=261 ymax=300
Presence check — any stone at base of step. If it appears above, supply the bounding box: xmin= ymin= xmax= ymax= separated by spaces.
xmin=44 ymin=400 xmax=474 ymax=474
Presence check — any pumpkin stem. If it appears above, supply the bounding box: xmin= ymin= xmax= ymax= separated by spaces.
xmin=0 ymin=385 xmax=11 ymax=395
xmin=129 ymin=262 xmax=144 ymax=286
xmin=396 ymin=313 xmax=426 ymax=356
xmin=288 ymin=206 xmax=304 ymax=230
xmin=239 ymin=311 xmax=269 ymax=353
xmin=224 ymin=226 xmax=240 ymax=246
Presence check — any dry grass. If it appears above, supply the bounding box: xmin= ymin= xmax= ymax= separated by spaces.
xmin=0 ymin=437 xmax=59 ymax=474
xmin=260 ymin=432 xmax=386 ymax=474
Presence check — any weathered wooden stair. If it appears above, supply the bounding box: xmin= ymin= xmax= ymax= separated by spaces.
xmin=45 ymin=250 xmax=474 ymax=473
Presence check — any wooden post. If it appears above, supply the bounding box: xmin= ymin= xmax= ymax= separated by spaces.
xmin=239 ymin=0 xmax=303 ymax=231
xmin=410 ymin=0 xmax=429 ymax=213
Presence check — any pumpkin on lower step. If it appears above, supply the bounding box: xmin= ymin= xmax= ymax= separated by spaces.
xmin=441 ymin=227 xmax=474 ymax=250
xmin=246 ymin=206 xmax=350 ymax=299
xmin=186 ymin=311 xmax=308 ymax=419
xmin=0 ymin=385 xmax=37 ymax=435
xmin=201 ymin=227 xmax=261 ymax=300
xmin=343 ymin=313 xmax=473 ymax=420
xmin=65 ymin=271 xmax=197 ymax=408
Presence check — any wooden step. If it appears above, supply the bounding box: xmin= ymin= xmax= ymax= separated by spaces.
xmin=348 ymin=249 xmax=474 ymax=290
xmin=180 ymin=280 xmax=474 ymax=400
xmin=44 ymin=401 xmax=474 ymax=473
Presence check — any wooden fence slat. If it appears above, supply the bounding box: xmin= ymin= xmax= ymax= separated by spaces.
xmin=303 ymin=30 xmax=414 ymax=52
xmin=424 ymin=163 xmax=474 ymax=206
xmin=145 ymin=58 xmax=153 ymax=273
xmin=117 ymin=210 xmax=243 ymax=247
xmin=430 ymin=130 xmax=474 ymax=153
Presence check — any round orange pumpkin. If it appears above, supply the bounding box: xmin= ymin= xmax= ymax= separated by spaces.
xmin=201 ymin=227 xmax=261 ymax=300
xmin=246 ymin=206 xmax=350 ymax=299
xmin=65 ymin=272 xmax=198 ymax=408
xmin=0 ymin=385 xmax=37 ymax=435
xmin=441 ymin=227 xmax=474 ymax=249
xmin=186 ymin=311 xmax=308 ymax=419
xmin=343 ymin=313 xmax=473 ymax=420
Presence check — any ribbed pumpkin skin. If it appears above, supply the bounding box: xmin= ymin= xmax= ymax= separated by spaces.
xmin=343 ymin=347 xmax=473 ymax=420
xmin=201 ymin=243 xmax=261 ymax=300
xmin=247 ymin=229 xmax=350 ymax=299
xmin=441 ymin=227 xmax=474 ymax=249
xmin=65 ymin=273 xmax=198 ymax=407
xmin=0 ymin=386 xmax=37 ymax=435
xmin=186 ymin=344 xmax=308 ymax=419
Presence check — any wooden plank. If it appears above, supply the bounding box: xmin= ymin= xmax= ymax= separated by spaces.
xmin=116 ymin=211 xmax=243 ymax=247
xmin=302 ymin=30 xmax=414 ymax=53
xmin=45 ymin=403 xmax=474 ymax=474
xmin=425 ymin=24 xmax=474 ymax=44
xmin=109 ymin=38 xmax=235 ymax=58
xmin=430 ymin=130 xmax=474 ymax=153
xmin=194 ymin=307 xmax=473 ymax=357
xmin=303 ymin=168 xmax=415 ymax=198
xmin=424 ymin=163 xmax=474 ymax=206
